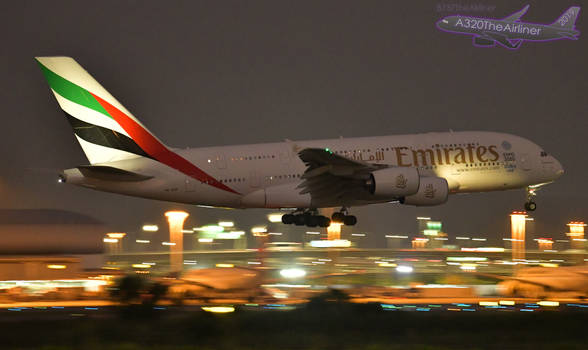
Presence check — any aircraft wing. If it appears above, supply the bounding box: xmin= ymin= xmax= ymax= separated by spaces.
xmin=297 ymin=148 xmax=386 ymax=204
xmin=502 ymin=5 xmax=529 ymax=22
xmin=481 ymin=32 xmax=522 ymax=49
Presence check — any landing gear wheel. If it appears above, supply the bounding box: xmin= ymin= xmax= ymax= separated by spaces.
xmin=306 ymin=215 xmax=319 ymax=227
xmin=525 ymin=201 xmax=537 ymax=211
xmin=343 ymin=215 xmax=357 ymax=226
xmin=281 ymin=214 xmax=294 ymax=225
xmin=318 ymin=216 xmax=331 ymax=228
xmin=332 ymin=212 xmax=345 ymax=223
xmin=294 ymin=215 xmax=306 ymax=226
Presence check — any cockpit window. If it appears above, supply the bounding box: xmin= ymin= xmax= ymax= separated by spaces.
xmin=540 ymin=151 xmax=548 ymax=157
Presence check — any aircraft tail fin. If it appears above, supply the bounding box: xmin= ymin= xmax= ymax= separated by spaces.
xmin=551 ymin=6 xmax=581 ymax=29
xmin=35 ymin=56 xmax=167 ymax=164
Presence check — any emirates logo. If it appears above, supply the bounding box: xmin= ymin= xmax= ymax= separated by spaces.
xmin=396 ymin=174 xmax=408 ymax=189
xmin=424 ymin=184 xmax=436 ymax=199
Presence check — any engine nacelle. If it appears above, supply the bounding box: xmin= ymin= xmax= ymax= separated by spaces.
xmin=400 ymin=176 xmax=449 ymax=206
xmin=366 ymin=167 xmax=419 ymax=198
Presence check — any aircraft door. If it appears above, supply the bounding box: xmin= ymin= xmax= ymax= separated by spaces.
xmin=215 ymin=154 xmax=227 ymax=169
xmin=520 ymin=153 xmax=532 ymax=171
xmin=249 ymin=171 xmax=260 ymax=188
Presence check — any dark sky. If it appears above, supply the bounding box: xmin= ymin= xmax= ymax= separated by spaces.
xmin=1 ymin=0 xmax=586 ymax=246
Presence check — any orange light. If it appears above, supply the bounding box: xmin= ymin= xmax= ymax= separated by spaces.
xmin=106 ymin=232 xmax=126 ymax=239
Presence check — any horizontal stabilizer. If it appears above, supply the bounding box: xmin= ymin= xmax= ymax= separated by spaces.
xmin=77 ymin=165 xmax=153 ymax=182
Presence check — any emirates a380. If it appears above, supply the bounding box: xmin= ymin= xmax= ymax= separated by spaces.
xmin=36 ymin=57 xmax=564 ymax=228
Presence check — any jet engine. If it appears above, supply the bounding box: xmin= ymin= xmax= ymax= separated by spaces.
xmin=366 ymin=167 xmax=419 ymax=198
xmin=400 ymin=176 xmax=449 ymax=206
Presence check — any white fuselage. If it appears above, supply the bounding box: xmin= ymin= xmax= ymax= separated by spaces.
xmin=64 ymin=131 xmax=563 ymax=209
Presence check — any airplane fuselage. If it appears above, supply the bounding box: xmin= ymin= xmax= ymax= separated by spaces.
xmin=63 ymin=131 xmax=563 ymax=209
xmin=437 ymin=16 xmax=579 ymax=42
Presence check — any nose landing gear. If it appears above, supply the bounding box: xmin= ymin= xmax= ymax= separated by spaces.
xmin=524 ymin=187 xmax=537 ymax=211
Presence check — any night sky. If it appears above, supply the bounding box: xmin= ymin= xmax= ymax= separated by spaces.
xmin=1 ymin=1 xmax=586 ymax=246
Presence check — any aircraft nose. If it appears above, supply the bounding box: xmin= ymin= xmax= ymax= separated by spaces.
xmin=554 ymin=158 xmax=564 ymax=177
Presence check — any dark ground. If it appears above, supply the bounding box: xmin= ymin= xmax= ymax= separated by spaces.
xmin=1 ymin=302 xmax=587 ymax=350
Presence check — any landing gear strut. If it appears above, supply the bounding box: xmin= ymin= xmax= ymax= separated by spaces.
xmin=524 ymin=187 xmax=537 ymax=211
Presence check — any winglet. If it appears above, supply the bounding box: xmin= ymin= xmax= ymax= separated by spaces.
xmin=502 ymin=4 xmax=530 ymax=22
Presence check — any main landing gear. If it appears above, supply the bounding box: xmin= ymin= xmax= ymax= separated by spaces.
xmin=331 ymin=208 xmax=357 ymax=226
xmin=281 ymin=208 xmax=358 ymax=228
xmin=524 ymin=186 xmax=537 ymax=211
xmin=282 ymin=211 xmax=331 ymax=228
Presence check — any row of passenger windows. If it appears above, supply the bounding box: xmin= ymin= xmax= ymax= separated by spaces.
xmin=219 ymin=174 xmax=303 ymax=184
xmin=331 ymin=143 xmax=481 ymax=155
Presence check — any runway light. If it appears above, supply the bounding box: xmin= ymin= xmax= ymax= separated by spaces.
xmin=386 ymin=235 xmax=408 ymax=239
xmin=309 ymin=239 xmax=351 ymax=248
xmin=198 ymin=238 xmax=213 ymax=243
xmin=417 ymin=217 xmax=431 ymax=220
xmin=135 ymin=239 xmax=150 ymax=244
xmin=479 ymin=301 xmax=498 ymax=306
xmin=218 ymin=221 xmax=234 ymax=227
xmin=142 ymin=225 xmax=158 ymax=232
xmin=280 ymin=268 xmax=306 ymax=278
xmin=202 ymin=306 xmax=235 ymax=313
xmin=162 ymin=242 xmax=176 ymax=246
xmin=132 ymin=264 xmax=151 ymax=269
xmin=183 ymin=260 xmax=197 ymax=265
xmin=499 ymin=300 xmax=515 ymax=306
xmin=216 ymin=263 xmax=234 ymax=268
xmin=217 ymin=231 xmax=244 ymax=239
xmin=47 ymin=264 xmax=66 ymax=270
xmin=251 ymin=226 xmax=268 ymax=236
xmin=107 ymin=232 xmax=126 ymax=239
xmin=538 ymin=301 xmax=559 ymax=307
xmin=103 ymin=238 xmax=118 ymax=243
xmin=351 ymin=233 xmax=366 ymax=237
xmin=306 ymin=231 xmax=320 ymax=235
xmin=396 ymin=265 xmax=413 ymax=273
xmin=455 ymin=237 xmax=470 ymax=240
xmin=268 ymin=214 xmax=283 ymax=223
xmin=195 ymin=225 xmax=224 ymax=233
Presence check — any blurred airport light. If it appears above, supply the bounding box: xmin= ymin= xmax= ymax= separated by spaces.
xmin=162 ymin=242 xmax=176 ymax=246
xmin=218 ymin=221 xmax=234 ymax=227
xmin=267 ymin=214 xmax=283 ymax=223
xmin=165 ymin=211 xmax=189 ymax=273
xmin=280 ymin=268 xmax=306 ymax=278
xmin=216 ymin=263 xmax=234 ymax=268
xmin=251 ymin=226 xmax=268 ymax=236
xmin=47 ymin=264 xmax=66 ymax=270
xmin=131 ymin=264 xmax=151 ymax=269
xmin=106 ymin=233 xmax=126 ymax=239
xmin=537 ymin=301 xmax=559 ymax=307
xmin=198 ymin=238 xmax=213 ymax=243
xmin=142 ymin=224 xmax=158 ymax=232
xmin=135 ymin=239 xmax=150 ymax=244
xmin=396 ymin=265 xmax=413 ymax=273
xmin=510 ymin=211 xmax=527 ymax=261
xmin=309 ymin=239 xmax=351 ymax=248
xmin=103 ymin=238 xmax=118 ymax=243
xmin=202 ymin=306 xmax=235 ymax=313
xmin=195 ymin=225 xmax=224 ymax=233
xmin=567 ymin=221 xmax=586 ymax=250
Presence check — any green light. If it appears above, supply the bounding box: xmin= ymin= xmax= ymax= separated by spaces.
xmin=325 ymin=148 xmax=333 ymax=154
xmin=426 ymin=221 xmax=442 ymax=231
